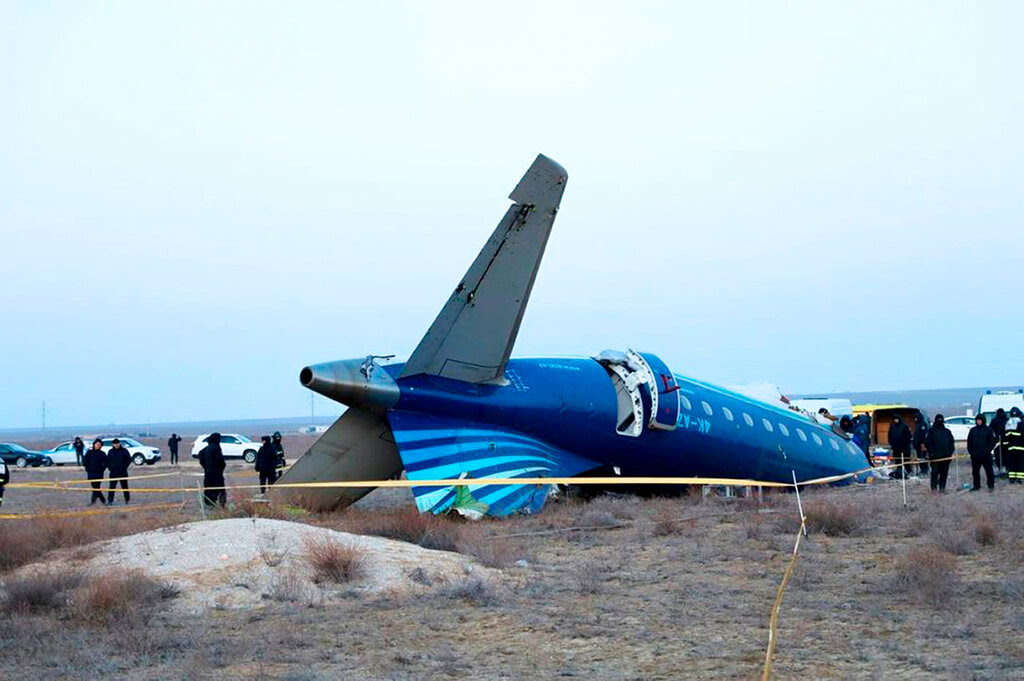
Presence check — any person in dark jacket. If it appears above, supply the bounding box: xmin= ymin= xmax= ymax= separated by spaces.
xmin=888 ymin=415 xmax=913 ymax=479
xmin=0 ymin=458 xmax=9 ymax=509
xmin=167 ymin=433 xmax=183 ymax=466
xmin=106 ymin=438 xmax=132 ymax=504
xmin=912 ymin=413 xmax=929 ymax=476
xmin=73 ymin=437 xmax=85 ymax=466
xmin=990 ymin=408 xmax=1008 ymax=473
xmin=853 ymin=415 xmax=871 ymax=456
xmin=966 ymin=414 xmax=997 ymax=491
xmin=272 ymin=431 xmax=286 ymax=469
xmin=166 ymin=432 xmax=183 ymax=464
xmin=199 ymin=432 xmax=227 ymax=507
xmin=255 ymin=436 xmax=278 ymax=493
xmin=925 ymin=414 xmax=956 ymax=492
xmin=1006 ymin=418 xmax=1024 ymax=484
xmin=83 ymin=438 xmax=107 ymax=505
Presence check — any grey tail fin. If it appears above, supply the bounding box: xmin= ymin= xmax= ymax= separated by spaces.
xmin=399 ymin=154 xmax=567 ymax=384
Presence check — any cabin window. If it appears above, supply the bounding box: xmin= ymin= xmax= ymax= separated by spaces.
xmin=830 ymin=440 xmax=840 ymax=451
xmin=762 ymin=419 xmax=773 ymax=432
xmin=812 ymin=433 xmax=823 ymax=446
xmin=796 ymin=429 xmax=807 ymax=441
xmin=680 ymin=395 xmax=692 ymax=410
xmin=743 ymin=413 xmax=754 ymax=427
xmin=702 ymin=401 xmax=713 ymax=416
xmin=722 ymin=407 xmax=734 ymax=421
xmin=778 ymin=423 xmax=790 ymax=437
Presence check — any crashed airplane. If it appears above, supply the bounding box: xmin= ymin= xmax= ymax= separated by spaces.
xmin=275 ymin=155 xmax=868 ymax=516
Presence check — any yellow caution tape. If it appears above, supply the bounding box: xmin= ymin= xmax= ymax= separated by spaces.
xmin=762 ymin=521 xmax=804 ymax=680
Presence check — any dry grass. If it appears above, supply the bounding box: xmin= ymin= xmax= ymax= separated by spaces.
xmin=437 ymin=577 xmax=498 ymax=606
xmin=264 ymin=569 xmax=307 ymax=603
xmin=453 ymin=525 xmax=518 ymax=568
xmin=0 ymin=510 xmax=187 ymax=574
xmin=1 ymin=567 xmax=176 ymax=625
xmin=889 ymin=546 xmax=958 ymax=606
xmin=973 ymin=514 xmax=1001 ymax=546
xmin=71 ymin=569 xmax=179 ymax=624
xmin=1 ymin=569 xmax=83 ymax=615
xmin=800 ymin=497 xmax=868 ymax=536
xmin=301 ymin=534 xmax=365 ymax=584
xmin=932 ymin=528 xmax=977 ymax=556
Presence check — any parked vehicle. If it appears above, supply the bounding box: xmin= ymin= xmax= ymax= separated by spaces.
xmin=978 ymin=390 xmax=1024 ymax=423
xmin=942 ymin=415 xmax=974 ymax=441
xmin=191 ymin=433 xmax=260 ymax=463
xmin=0 ymin=443 xmax=48 ymax=468
xmin=40 ymin=441 xmax=80 ymax=466
xmin=93 ymin=437 xmax=162 ymax=465
xmin=851 ymin=404 xmax=928 ymax=462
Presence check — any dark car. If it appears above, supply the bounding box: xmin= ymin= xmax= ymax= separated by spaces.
xmin=0 ymin=443 xmax=48 ymax=468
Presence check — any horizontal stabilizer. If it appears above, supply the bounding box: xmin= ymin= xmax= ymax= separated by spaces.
xmin=399 ymin=154 xmax=567 ymax=384
xmin=387 ymin=410 xmax=599 ymax=516
xmin=271 ymin=408 xmax=403 ymax=510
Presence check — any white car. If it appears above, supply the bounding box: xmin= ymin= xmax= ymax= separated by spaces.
xmin=97 ymin=437 xmax=162 ymax=465
xmin=191 ymin=433 xmax=261 ymax=463
xmin=40 ymin=441 xmax=81 ymax=466
xmin=943 ymin=416 xmax=975 ymax=441
xmin=42 ymin=438 xmax=160 ymax=466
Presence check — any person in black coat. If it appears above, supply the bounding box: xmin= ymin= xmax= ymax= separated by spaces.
xmin=924 ymin=414 xmax=956 ymax=492
xmin=255 ymin=436 xmax=278 ymax=493
xmin=966 ymin=414 xmax=997 ymax=491
xmin=0 ymin=458 xmax=9 ymax=509
xmin=167 ymin=433 xmax=183 ymax=466
xmin=198 ymin=432 xmax=227 ymax=507
xmin=106 ymin=439 xmax=132 ymax=504
xmin=272 ymin=431 xmax=286 ymax=469
xmin=990 ymin=408 xmax=1008 ymax=473
xmin=912 ymin=413 xmax=929 ymax=476
xmin=73 ymin=437 xmax=85 ymax=467
xmin=887 ymin=415 xmax=913 ymax=479
xmin=83 ymin=438 xmax=108 ymax=505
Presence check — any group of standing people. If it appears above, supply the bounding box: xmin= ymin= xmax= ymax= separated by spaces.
xmin=904 ymin=407 xmax=1024 ymax=493
xmin=196 ymin=431 xmax=285 ymax=508
xmin=83 ymin=438 xmax=133 ymax=505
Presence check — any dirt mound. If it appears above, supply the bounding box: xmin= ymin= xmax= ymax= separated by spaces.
xmin=42 ymin=518 xmax=496 ymax=613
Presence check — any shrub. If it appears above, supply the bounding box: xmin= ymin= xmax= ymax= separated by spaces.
xmin=265 ymin=569 xmax=307 ymax=603
xmin=802 ymin=498 xmax=865 ymax=537
xmin=974 ymin=515 xmax=1001 ymax=546
xmin=741 ymin=513 xmax=768 ymax=540
xmin=1 ymin=569 xmax=83 ymax=614
xmin=889 ymin=546 xmax=957 ymax=606
xmin=71 ymin=569 xmax=179 ymax=624
xmin=454 ymin=526 xmax=517 ymax=568
xmin=577 ymin=510 xmax=620 ymax=529
xmin=438 ymin=577 xmax=498 ymax=606
xmin=301 ymin=534 xmax=365 ymax=584
xmin=651 ymin=510 xmax=685 ymax=537
xmin=932 ymin=529 xmax=976 ymax=556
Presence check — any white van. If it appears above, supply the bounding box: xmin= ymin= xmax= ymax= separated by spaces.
xmin=978 ymin=390 xmax=1024 ymax=422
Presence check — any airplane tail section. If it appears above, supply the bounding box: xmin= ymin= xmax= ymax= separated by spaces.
xmin=271 ymin=407 xmax=403 ymax=510
xmin=387 ymin=410 xmax=599 ymax=516
xmin=399 ymin=154 xmax=567 ymax=384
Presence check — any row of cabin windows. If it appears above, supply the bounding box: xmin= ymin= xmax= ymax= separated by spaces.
xmin=679 ymin=393 xmax=847 ymax=452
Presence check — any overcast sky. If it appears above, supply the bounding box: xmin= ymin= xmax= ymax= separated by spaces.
xmin=2 ymin=1 xmax=1022 ymax=428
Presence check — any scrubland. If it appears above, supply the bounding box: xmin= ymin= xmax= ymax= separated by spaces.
xmin=2 ymin=462 xmax=1023 ymax=680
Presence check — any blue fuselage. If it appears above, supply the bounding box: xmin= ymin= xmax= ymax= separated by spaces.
xmin=387 ymin=356 xmax=868 ymax=485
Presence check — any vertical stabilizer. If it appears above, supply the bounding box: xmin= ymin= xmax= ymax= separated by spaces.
xmin=399 ymin=154 xmax=567 ymax=384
